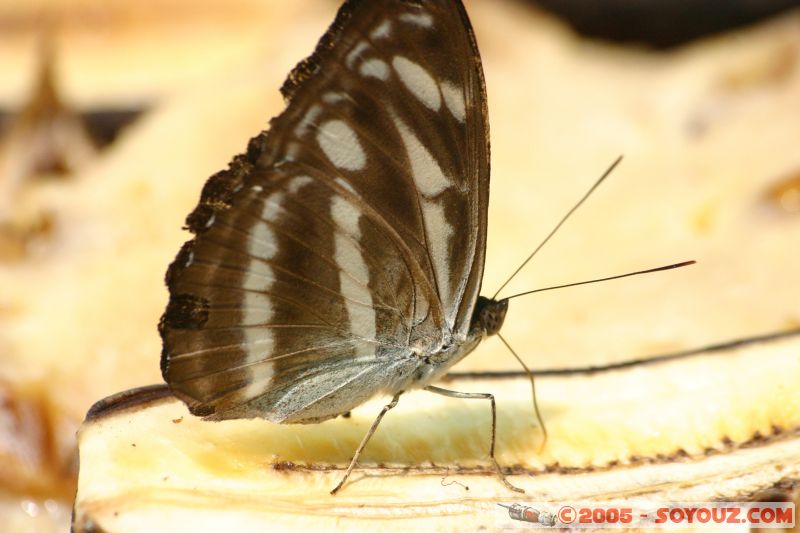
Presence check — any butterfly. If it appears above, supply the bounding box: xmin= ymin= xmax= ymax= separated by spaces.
xmin=159 ymin=0 xmax=527 ymax=494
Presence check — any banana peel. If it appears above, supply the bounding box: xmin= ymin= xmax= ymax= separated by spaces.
xmin=73 ymin=331 xmax=800 ymax=531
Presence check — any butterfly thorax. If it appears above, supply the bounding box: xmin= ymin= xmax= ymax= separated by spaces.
xmin=407 ymin=296 xmax=508 ymax=389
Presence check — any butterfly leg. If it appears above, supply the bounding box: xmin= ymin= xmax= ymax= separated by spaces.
xmin=330 ymin=391 xmax=403 ymax=495
xmin=424 ymin=385 xmax=524 ymax=493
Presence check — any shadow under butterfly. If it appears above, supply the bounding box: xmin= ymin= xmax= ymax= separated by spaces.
xmin=158 ymin=0 xmax=692 ymax=494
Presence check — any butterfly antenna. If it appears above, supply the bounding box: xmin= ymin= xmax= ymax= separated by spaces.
xmin=497 ymin=332 xmax=547 ymax=452
xmin=503 ymin=260 xmax=695 ymax=301
xmin=492 ymin=155 xmax=623 ymax=300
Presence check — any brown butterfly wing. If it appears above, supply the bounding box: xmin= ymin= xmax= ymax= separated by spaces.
xmin=159 ymin=0 xmax=489 ymax=423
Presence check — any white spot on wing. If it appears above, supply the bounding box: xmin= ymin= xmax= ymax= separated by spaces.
xmin=241 ymin=260 xmax=275 ymax=291
xmin=391 ymin=112 xmax=450 ymax=196
xmin=330 ymin=196 xmax=375 ymax=355
xmin=371 ymin=20 xmax=391 ymax=39
xmin=295 ymin=104 xmax=322 ymax=137
xmin=399 ymin=12 xmax=433 ymax=28
xmin=359 ymin=58 xmax=389 ymax=80
xmin=441 ymin=81 xmax=466 ymax=122
xmin=241 ymin=326 xmax=275 ymax=402
xmin=332 ymin=196 xmax=361 ymax=236
xmin=243 ymin=291 xmax=273 ymax=325
xmin=346 ymin=40 xmax=369 ymax=68
xmin=287 ymin=176 xmax=313 ymax=194
xmin=317 ymin=120 xmax=366 ymax=171
xmin=392 ymin=56 xmax=441 ymax=111
xmin=243 ymin=192 xmax=280 ymax=323
xmin=421 ymin=197 xmax=453 ymax=320
xmin=262 ymin=193 xmax=284 ymax=222
xmin=247 ymin=191 xmax=284 ymax=260
xmin=240 ymin=241 xmax=277 ymax=400
xmin=238 ymin=371 xmax=271 ymax=403
xmin=249 ymin=221 xmax=278 ymax=260
xmin=323 ymin=92 xmax=347 ymax=104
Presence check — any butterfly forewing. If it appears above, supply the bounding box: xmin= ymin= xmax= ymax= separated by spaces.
xmin=159 ymin=0 xmax=490 ymax=423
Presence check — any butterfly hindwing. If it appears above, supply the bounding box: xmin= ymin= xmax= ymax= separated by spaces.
xmin=159 ymin=0 xmax=490 ymax=422
xmin=163 ymin=168 xmax=421 ymax=420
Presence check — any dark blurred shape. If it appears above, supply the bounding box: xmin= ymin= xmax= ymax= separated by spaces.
xmin=0 ymin=31 xmax=147 ymax=261
xmin=82 ymin=109 xmax=145 ymax=147
xmin=0 ymin=107 xmax=145 ymax=151
xmin=0 ymin=33 xmax=146 ymax=175
xmin=0 ymin=33 xmax=96 ymax=259
xmin=528 ymin=0 xmax=800 ymax=48
xmin=0 ymin=33 xmax=97 ymax=180
xmin=0 ymin=379 xmax=78 ymax=499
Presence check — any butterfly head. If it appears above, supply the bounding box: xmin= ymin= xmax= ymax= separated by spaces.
xmin=472 ymin=296 xmax=509 ymax=338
